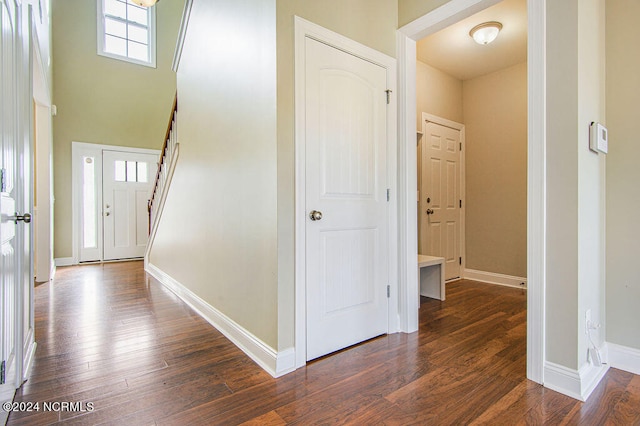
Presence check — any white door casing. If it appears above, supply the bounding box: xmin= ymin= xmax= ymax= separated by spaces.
xmin=102 ymin=150 xmax=157 ymax=261
xmin=420 ymin=116 xmax=463 ymax=281
xmin=304 ymin=37 xmax=389 ymax=361
xmin=32 ymin=37 xmax=54 ymax=283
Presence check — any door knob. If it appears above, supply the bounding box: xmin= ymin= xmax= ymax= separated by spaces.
xmin=309 ymin=210 xmax=323 ymax=221
xmin=426 ymin=209 xmax=434 ymax=215
xmin=11 ymin=212 xmax=31 ymax=224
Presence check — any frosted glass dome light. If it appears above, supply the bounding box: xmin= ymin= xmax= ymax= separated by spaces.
xmin=469 ymin=22 xmax=503 ymax=45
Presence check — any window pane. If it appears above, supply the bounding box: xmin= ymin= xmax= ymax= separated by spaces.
xmin=127 ymin=5 xmax=148 ymax=26
xmin=128 ymin=24 xmax=148 ymax=44
xmin=128 ymin=41 xmax=149 ymax=62
xmin=99 ymin=0 xmax=154 ymax=66
xmin=115 ymin=160 xmax=126 ymax=182
xmin=82 ymin=157 xmax=97 ymax=249
xmin=127 ymin=161 xmax=137 ymax=182
xmin=105 ymin=35 xmax=127 ymax=56
xmin=137 ymin=162 xmax=148 ymax=183
xmin=104 ymin=0 xmax=127 ymax=19
xmin=104 ymin=17 xmax=127 ymax=38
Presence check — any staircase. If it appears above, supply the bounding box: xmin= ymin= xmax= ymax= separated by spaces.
xmin=147 ymin=94 xmax=179 ymax=238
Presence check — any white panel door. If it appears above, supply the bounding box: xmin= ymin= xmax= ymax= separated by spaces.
xmin=1 ymin=0 xmax=29 ymax=415
xmin=103 ymin=150 xmax=157 ymax=260
xmin=305 ymin=37 xmax=389 ymax=361
xmin=420 ymin=122 xmax=461 ymax=281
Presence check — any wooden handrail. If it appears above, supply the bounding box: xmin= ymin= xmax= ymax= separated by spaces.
xmin=148 ymin=93 xmax=178 ymax=234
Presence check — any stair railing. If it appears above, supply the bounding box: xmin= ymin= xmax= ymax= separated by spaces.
xmin=148 ymin=94 xmax=178 ymax=234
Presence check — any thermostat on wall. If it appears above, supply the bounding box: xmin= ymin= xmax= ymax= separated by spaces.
xmin=589 ymin=122 xmax=608 ymax=154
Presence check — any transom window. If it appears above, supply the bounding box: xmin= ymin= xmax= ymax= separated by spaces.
xmin=97 ymin=0 xmax=156 ymax=67
xmin=114 ymin=160 xmax=148 ymax=183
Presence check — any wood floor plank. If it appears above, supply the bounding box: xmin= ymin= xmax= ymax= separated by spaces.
xmin=6 ymin=262 xmax=640 ymax=425
xmin=238 ymin=410 xmax=287 ymax=426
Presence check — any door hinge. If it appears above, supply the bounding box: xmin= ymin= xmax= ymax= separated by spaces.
xmin=386 ymin=188 xmax=390 ymax=202
xmin=459 ymin=257 xmax=462 ymax=265
xmin=385 ymin=89 xmax=392 ymax=105
xmin=0 ymin=168 xmax=5 ymax=192
xmin=459 ymin=199 xmax=462 ymax=208
xmin=387 ymin=285 xmax=390 ymax=298
xmin=460 ymin=142 xmax=462 ymax=151
xmin=1 ymin=360 xmax=5 ymax=385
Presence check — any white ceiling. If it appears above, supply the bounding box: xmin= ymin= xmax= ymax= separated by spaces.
xmin=416 ymin=0 xmax=527 ymax=81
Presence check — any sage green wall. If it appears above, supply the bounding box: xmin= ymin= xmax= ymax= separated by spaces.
xmin=463 ymin=62 xmax=527 ymax=278
xmin=545 ymin=0 xmax=580 ymax=370
xmin=398 ymin=0 xmax=450 ymax=27
xmin=147 ymin=0 xmax=399 ymax=355
xmin=577 ymin=0 xmax=606 ymax=366
xmin=545 ymin=0 xmax=606 ymax=370
xmin=275 ymin=0 xmax=398 ymax=350
xmin=148 ymin=0 xmax=279 ymax=349
xmin=51 ymin=0 xmax=184 ymax=259
xmin=606 ymin=0 xmax=640 ymax=351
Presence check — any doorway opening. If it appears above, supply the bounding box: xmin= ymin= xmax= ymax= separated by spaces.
xmin=398 ymin=0 xmax=545 ymax=383
xmin=416 ymin=0 xmax=528 ymax=289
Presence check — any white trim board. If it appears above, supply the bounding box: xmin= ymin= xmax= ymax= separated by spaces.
xmin=608 ymin=342 xmax=640 ymax=375
xmin=145 ymin=263 xmax=296 ymax=378
xmin=171 ymin=0 xmax=193 ymax=72
xmin=544 ymin=361 xmax=609 ymax=402
xmin=294 ymin=17 xmax=398 ymax=368
xmin=54 ymin=257 xmax=74 ymax=267
xmin=464 ymin=269 xmax=527 ymax=289
xmin=397 ymin=0 xmax=546 ymax=385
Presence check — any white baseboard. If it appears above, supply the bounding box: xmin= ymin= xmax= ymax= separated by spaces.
xmin=607 ymin=342 xmax=640 ymax=375
xmin=54 ymin=257 xmax=74 ymax=267
xmin=544 ymin=360 xmax=609 ymax=401
xmin=463 ymin=268 xmax=527 ymax=289
xmin=276 ymin=347 xmax=296 ymax=376
xmin=23 ymin=340 xmax=37 ymax=381
xmin=145 ymin=263 xmax=296 ymax=378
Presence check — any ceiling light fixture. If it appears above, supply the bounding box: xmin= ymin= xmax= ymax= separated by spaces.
xmin=130 ymin=0 xmax=158 ymax=7
xmin=469 ymin=21 xmax=503 ymax=45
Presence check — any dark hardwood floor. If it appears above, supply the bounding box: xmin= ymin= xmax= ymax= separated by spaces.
xmin=6 ymin=261 xmax=640 ymax=425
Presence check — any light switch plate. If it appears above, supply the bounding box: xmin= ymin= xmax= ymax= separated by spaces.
xmin=589 ymin=122 xmax=608 ymax=154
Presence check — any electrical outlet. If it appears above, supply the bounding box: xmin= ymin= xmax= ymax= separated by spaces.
xmin=585 ymin=309 xmax=591 ymax=335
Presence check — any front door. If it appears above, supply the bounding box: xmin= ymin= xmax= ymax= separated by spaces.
xmin=420 ymin=120 xmax=461 ymax=281
xmin=305 ymin=37 xmax=389 ymax=361
xmin=102 ymin=150 xmax=157 ymax=260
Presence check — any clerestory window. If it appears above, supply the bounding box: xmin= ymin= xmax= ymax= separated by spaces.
xmin=97 ymin=0 xmax=156 ymax=67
